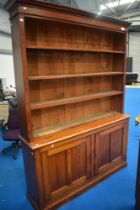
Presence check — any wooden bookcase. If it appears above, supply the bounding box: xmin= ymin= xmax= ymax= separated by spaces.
xmin=6 ymin=1 xmax=130 ymax=209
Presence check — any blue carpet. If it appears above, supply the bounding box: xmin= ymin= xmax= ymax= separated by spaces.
xmin=0 ymin=88 xmax=139 ymax=210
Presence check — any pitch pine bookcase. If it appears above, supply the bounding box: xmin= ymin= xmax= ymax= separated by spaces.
xmin=6 ymin=1 xmax=130 ymax=209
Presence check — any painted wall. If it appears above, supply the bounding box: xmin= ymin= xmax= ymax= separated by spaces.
xmin=0 ymin=8 xmax=15 ymax=89
xmin=75 ymin=0 xmax=98 ymax=13
xmin=0 ymin=8 xmax=11 ymax=33
xmin=0 ymin=54 xmax=15 ymax=89
xmin=0 ymin=35 xmax=12 ymax=51
xmin=129 ymin=32 xmax=140 ymax=81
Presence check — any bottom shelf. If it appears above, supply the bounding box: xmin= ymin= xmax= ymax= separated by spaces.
xmin=33 ymin=110 xmax=119 ymax=138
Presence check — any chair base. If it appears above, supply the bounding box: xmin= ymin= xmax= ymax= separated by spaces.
xmin=2 ymin=141 xmax=21 ymax=159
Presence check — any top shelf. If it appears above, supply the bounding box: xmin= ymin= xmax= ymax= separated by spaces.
xmin=26 ymin=45 xmax=125 ymax=54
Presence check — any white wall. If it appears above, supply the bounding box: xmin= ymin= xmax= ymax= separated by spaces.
xmin=129 ymin=32 xmax=140 ymax=81
xmin=0 ymin=35 xmax=12 ymax=51
xmin=0 ymin=8 xmax=11 ymax=33
xmin=0 ymin=8 xmax=15 ymax=89
xmin=0 ymin=54 xmax=15 ymax=89
xmin=75 ymin=0 xmax=98 ymax=13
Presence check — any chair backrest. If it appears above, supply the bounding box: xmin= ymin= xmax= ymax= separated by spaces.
xmin=7 ymin=107 xmax=20 ymax=129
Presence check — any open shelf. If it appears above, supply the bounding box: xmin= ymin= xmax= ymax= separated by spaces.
xmin=28 ymin=72 xmax=124 ymax=80
xmin=32 ymin=110 xmax=119 ymax=137
xmin=23 ymin=15 xmax=126 ymax=141
xmin=26 ymin=45 xmax=125 ymax=54
xmin=31 ymin=90 xmax=122 ymax=110
xmin=27 ymin=51 xmax=124 ymax=77
xmin=25 ymin=17 xmax=126 ymax=52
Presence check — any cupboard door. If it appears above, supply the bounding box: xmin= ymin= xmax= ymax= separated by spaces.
xmin=41 ymin=136 xmax=91 ymax=201
xmin=95 ymin=122 xmax=128 ymax=175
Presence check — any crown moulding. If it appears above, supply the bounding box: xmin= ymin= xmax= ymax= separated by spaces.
xmin=5 ymin=0 xmax=131 ymax=27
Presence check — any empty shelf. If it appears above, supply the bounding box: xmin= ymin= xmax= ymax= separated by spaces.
xmin=31 ymin=90 xmax=123 ymax=110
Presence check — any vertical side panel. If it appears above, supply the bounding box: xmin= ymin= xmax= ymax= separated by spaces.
xmin=122 ymin=32 xmax=127 ymax=113
xmin=41 ymin=152 xmax=51 ymax=201
xmin=66 ymin=149 xmax=72 ymax=184
xmin=35 ymin=151 xmax=46 ymax=208
xmin=22 ymin=143 xmax=40 ymax=208
xmin=91 ymin=135 xmax=95 ymax=177
xmin=86 ymin=137 xmax=91 ymax=179
xmin=122 ymin=121 xmax=129 ymax=160
xmin=11 ymin=14 xmax=32 ymax=140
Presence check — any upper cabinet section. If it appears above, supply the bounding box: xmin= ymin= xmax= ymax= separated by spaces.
xmin=5 ymin=0 xmax=130 ymax=142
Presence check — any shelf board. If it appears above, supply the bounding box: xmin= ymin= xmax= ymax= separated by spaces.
xmin=26 ymin=45 xmax=125 ymax=54
xmin=32 ymin=110 xmax=119 ymax=138
xmin=31 ymin=90 xmax=122 ymax=110
xmin=28 ymin=72 xmax=124 ymax=80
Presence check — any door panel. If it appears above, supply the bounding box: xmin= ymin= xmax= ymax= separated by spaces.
xmin=41 ymin=136 xmax=91 ymax=201
xmin=71 ymin=143 xmax=87 ymax=182
xmin=95 ymin=123 xmax=127 ymax=175
xmin=48 ymin=151 xmax=67 ymax=192
xmin=111 ymin=128 xmax=123 ymax=161
xmin=97 ymin=133 xmax=110 ymax=168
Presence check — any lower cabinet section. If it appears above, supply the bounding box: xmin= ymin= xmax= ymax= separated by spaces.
xmin=22 ymin=118 xmax=129 ymax=210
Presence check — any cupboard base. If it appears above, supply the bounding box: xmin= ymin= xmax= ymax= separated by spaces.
xmin=22 ymin=116 xmax=129 ymax=210
xmin=27 ymin=161 xmax=127 ymax=210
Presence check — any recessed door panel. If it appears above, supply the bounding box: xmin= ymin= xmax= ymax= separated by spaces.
xmin=71 ymin=143 xmax=87 ymax=182
xmin=95 ymin=123 xmax=127 ymax=175
xmin=41 ymin=136 xmax=91 ymax=201
xmin=97 ymin=133 xmax=110 ymax=168
xmin=48 ymin=151 xmax=67 ymax=192
xmin=111 ymin=128 xmax=123 ymax=161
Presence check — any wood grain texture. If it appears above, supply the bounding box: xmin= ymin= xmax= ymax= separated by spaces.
xmin=19 ymin=114 xmax=129 ymax=150
xmin=22 ymin=143 xmax=40 ymax=207
xmin=95 ymin=123 xmax=127 ymax=175
xmin=25 ymin=119 xmax=128 ymax=210
xmin=7 ymin=1 xmax=129 ymax=210
xmin=30 ymin=91 xmax=123 ymax=110
xmin=27 ymin=50 xmax=124 ymax=78
xmin=11 ymin=15 xmax=32 ymax=140
xmin=26 ymin=45 xmax=125 ymax=53
xmin=28 ymin=72 xmax=124 ymax=80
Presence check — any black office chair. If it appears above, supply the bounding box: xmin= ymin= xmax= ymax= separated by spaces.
xmin=1 ymin=105 xmax=20 ymax=159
